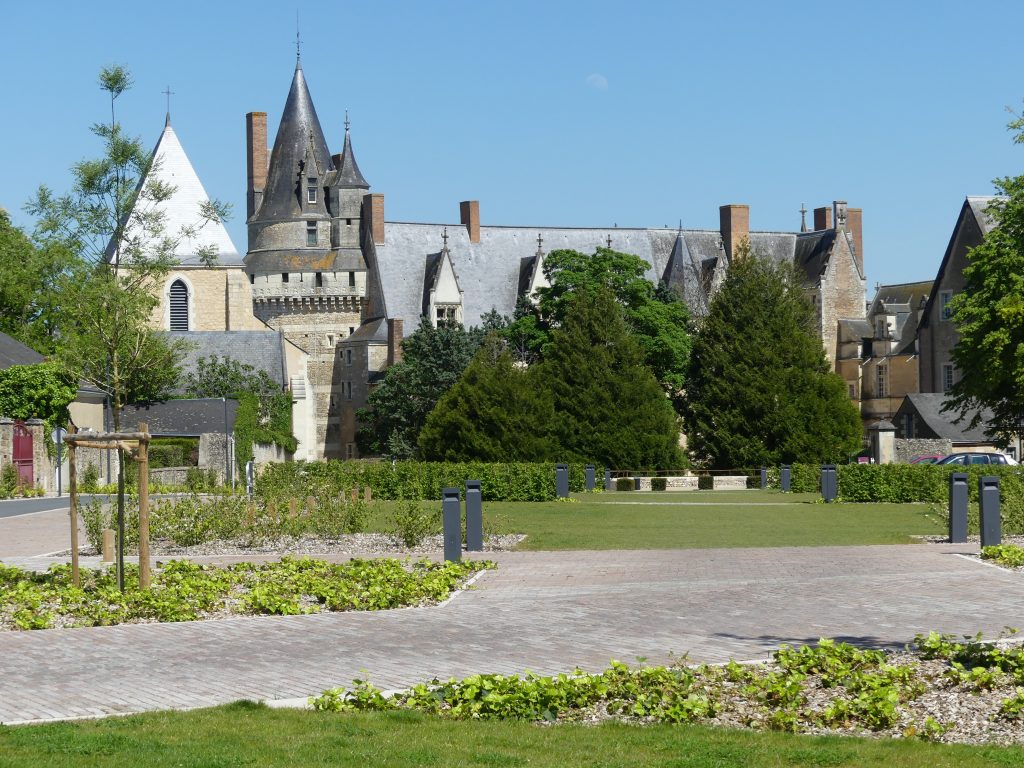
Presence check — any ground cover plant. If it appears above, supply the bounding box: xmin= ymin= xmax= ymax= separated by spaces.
xmin=982 ymin=544 xmax=1024 ymax=568
xmin=312 ymin=634 xmax=1024 ymax=747
xmin=0 ymin=557 xmax=492 ymax=630
xmin=4 ymin=704 xmax=1023 ymax=768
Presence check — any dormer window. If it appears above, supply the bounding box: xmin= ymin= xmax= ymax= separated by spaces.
xmin=306 ymin=221 xmax=317 ymax=246
xmin=435 ymin=304 xmax=461 ymax=327
xmin=307 ymin=178 xmax=318 ymax=204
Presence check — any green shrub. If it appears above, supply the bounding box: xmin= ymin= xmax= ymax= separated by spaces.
xmin=615 ymin=477 xmax=634 ymax=491
xmin=0 ymin=463 xmax=18 ymax=498
xmin=390 ymin=499 xmax=440 ymax=548
xmin=697 ymin=475 xmax=713 ymax=490
xmin=651 ymin=477 xmax=667 ymax=491
xmin=81 ymin=463 xmax=100 ymax=492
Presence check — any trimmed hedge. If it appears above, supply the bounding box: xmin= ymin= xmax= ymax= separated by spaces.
xmin=257 ymin=460 xmax=597 ymax=503
xmin=764 ymin=463 xmax=1024 ymax=532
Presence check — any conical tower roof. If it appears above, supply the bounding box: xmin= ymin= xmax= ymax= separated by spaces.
xmin=336 ymin=123 xmax=369 ymax=188
xmin=254 ymin=60 xmax=333 ymax=221
xmin=106 ymin=117 xmax=240 ymax=265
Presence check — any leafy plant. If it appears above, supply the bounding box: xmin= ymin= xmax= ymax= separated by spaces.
xmin=390 ymin=500 xmax=440 ymax=548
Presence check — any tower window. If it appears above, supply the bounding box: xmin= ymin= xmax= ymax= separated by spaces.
xmin=282 ymin=272 xmax=289 ymax=283
xmin=346 ymin=218 xmax=352 ymax=226
xmin=168 ymin=279 xmax=189 ymax=331
xmin=249 ymin=273 xmax=255 ymax=284
xmin=315 ymin=272 xmax=323 ymax=288
xmin=348 ymin=271 xmax=356 ymax=287
xmin=306 ymin=220 xmax=317 ymax=246
xmin=307 ymin=178 xmax=317 ymax=204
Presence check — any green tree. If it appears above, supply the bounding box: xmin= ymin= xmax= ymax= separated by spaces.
xmin=418 ymin=334 xmax=555 ymax=461
xmin=947 ymin=115 xmax=1024 ymax=444
xmin=531 ymin=288 xmax=682 ymax=469
xmin=506 ymin=247 xmax=691 ymax=408
xmin=183 ymin=355 xmax=279 ymax=400
xmin=684 ymin=250 xmax=861 ymax=469
xmin=25 ymin=65 xmax=229 ymax=429
xmin=0 ymin=213 xmax=76 ymax=353
xmin=0 ymin=363 xmax=78 ymax=436
xmin=357 ymin=318 xmax=487 ymax=458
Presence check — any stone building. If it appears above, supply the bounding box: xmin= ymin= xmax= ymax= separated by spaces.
xmin=128 ymin=57 xmax=871 ymax=459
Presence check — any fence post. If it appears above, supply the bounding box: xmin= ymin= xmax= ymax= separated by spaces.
xmin=585 ymin=464 xmax=595 ymax=492
xmin=555 ymin=464 xmax=569 ymax=498
xmin=948 ymin=472 xmax=968 ymax=543
xmin=979 ymin=475 xmax=1001 ymax=548
xmin=442 ymin=487 xmax=462 ymax=562
xmin=780 ymin=465 xmax=791 ymax=492
xmin=465 ymin=480 xmax=483 ymax=552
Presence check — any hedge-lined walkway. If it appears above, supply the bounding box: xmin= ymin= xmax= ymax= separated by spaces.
xmin=1 ymin=543 xmax=1021 ymax=724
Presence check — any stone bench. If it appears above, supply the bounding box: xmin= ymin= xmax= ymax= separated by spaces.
xmin=712 ymin=475 xmax=748 ymax=490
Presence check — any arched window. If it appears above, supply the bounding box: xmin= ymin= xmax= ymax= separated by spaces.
xmin=169 ymin=279 xmax=190 ymax=331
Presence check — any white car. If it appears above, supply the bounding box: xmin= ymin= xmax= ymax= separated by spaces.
xmin=935 ymin=452 xmax=1019 ymax=466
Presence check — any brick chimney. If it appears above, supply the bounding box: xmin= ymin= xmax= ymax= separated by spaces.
xmin=363 ymin=193 xmax=385 ymax=245
xmin=460 ymin=200 xmax=480 ymax=244
xmin=813 ymin=206 xmax=832 ymax=231
xmin=387 ymin=318 xmax=404 ymax=366
xmin=719 ymin=204 xmax=749 ymax=260
xmin=245 ymin=112 xmax=268 ymax=220
xmin=847 ymin=206 xmax=863 ymax=275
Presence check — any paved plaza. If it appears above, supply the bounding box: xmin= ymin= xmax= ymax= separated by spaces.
xmin=0 ymin=501 xmax=1021 ymax=725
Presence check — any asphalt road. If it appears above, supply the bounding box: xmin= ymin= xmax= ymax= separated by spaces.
xmin=0 ymin=496 xmax=103 ymax=519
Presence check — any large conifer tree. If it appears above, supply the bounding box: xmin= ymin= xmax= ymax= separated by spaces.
xmin=684 ymin=251 xmax=861 ymax=469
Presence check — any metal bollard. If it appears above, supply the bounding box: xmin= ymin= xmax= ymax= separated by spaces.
xmin=245 ymin=459 xmax=255 ymax=499
xmin=760 ymin=467 xmax=768 ymax=490
xmin=980 ymin=476 xmax=1001 ymax=548
xmin=465 ymin=480 xmax=483 ymax=552
xmin=821 ymin=465 xmax=837 ymax=503
xmin=555 ymin=463 xmax=569 ymax=498
xmin=585 ymin=464 xmax=596 ymax=491
xmin=442 ymin=487 xmax=462 ymax=562
xmin=948 ymin=472 xmax=968 ymax=543
xmin=781 ymin=465 xmax=791 ymax=492
xmin=604 ymin=468 xmax=613 ymax=491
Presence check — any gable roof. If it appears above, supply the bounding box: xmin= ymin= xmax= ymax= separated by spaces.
xmin=897 ymin=393 xmax=993 ymax=443
xmin=0 ymin=332 xmax=44 ymax=369
xmin=164 ymin=331 xmax=290 ymax=391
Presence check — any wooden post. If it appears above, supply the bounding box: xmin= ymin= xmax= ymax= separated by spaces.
xmin=305 ymin=496 xmax=316 ymax=516
xmin=363 ymin=486 xmax=372 ymax=502
xmin=102 ymin=529 xmax=115 ymax=562
xmin=67 ymin=425 xmax=79 ymax=588
xmin=350 ymin=487 xmax=359 ymax=502
xmin=288 ymin=498 xmax=298 ymax=519
xmin=268 ymin=501 xmax=277 ymax=523
xmin=137 ymin=422 xmax=151 ymax=590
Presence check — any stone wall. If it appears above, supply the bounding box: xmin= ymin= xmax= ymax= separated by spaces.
xmin=252 ymin=441 xmax=291 ymax=466
xmin=895 ymin=438 xmax=952 ymax=463
xmin=198 ymin=433 xmax=232 ymax=484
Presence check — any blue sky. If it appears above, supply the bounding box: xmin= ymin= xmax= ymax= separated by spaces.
xmin=2 ymin=0 xmax=1022 ymax=289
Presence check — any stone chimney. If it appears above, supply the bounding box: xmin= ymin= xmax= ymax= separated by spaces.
xmin=847 ymin=206 xmax=863 ymax=274
xmin=245 ymin=112 xmax=268 ymax=220
xmin=719 ymin=204 xmax=749 ymax=261
xmin=331 ymin=153 xmax=342 ymax=168
xmin=387 ymin=318 xmax=404 ymax=366
xmin=813 ymin=206 xmax=832 ymax=231
xmin=363 ymin=193 xmax=385 ymax=245
xmin=460 ymin=200 xmax=480 ymax=244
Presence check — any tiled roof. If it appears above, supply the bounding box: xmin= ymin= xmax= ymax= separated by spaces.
xmin=164 ymin=331 xmax=289 ymax=391
xmin=120 ymin=398 xmax=238 ymax=437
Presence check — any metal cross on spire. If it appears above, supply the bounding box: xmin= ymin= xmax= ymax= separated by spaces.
xmin=162 ymin=86 xmax=174 ymax=126
xmin=606 ymin=235 xmax=613 ymax=248
xmin=295 ymin=11 xmax=302 ymax=61
xmin=536 ymin=233 xmax=544 ymax=255
xmin=800 ymin=202 xmax=808 ymax=233
xmin=442 ymin=227 xmax=449 ymax=250
xmin=345 ymin=109 xmax=350 ymax=132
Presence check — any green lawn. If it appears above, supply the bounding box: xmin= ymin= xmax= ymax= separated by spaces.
xmin=1 ymin=704 xmax=1020 ymax=767
xmin=477 ymin=490 xmax=945 ymax=550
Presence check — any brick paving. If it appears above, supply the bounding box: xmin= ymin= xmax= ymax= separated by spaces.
xmin=1 ymin=536 xmax=1022 ymax=724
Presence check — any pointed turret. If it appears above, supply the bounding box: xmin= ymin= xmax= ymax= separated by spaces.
xmin=336 ymin=115 xmax=369 ymax=189
xmin=253 ymin=60 xmax=333 ymax=223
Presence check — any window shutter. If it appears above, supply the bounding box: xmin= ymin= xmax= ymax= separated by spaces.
xmin=169 ymin=280 xmax=189 ymax=331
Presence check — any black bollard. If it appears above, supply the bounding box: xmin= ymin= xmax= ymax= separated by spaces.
xmin=465 ymin=480 xmax=483 ymax=552
xmin=948 ymin=472 xmax=968 ymax=543
xmin=585 ymin=464 xmax=596 ymax=491
xmin=604 ymin=468 xmax=613 ymax=491
xmin=760 ymin=467 xmax=768 ymax=489
xmin=821 ymin=465 xmax=837 ymax=503
xmin=555 ymin=463 xmax=569 ymax=498
xmin=781 ymin=465 xmax=791 ymax=492
xmin=442 ymin=487 xmax=462 ymax=562
xmin=980 ymin=475 xmax=1001 ymax=548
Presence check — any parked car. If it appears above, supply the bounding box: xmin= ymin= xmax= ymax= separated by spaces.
xmin=935 ymin=452 xmax=1019 ymax=466
xmin=909 ymin=454 xmax=943 ymax=464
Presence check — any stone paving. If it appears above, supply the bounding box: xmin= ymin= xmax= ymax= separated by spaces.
xmin=2 ymin=531 xmax=1023 ymax=725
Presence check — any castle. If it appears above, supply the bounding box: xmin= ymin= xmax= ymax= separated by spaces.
xmin=142 ymin=57 xmax=869 ymax=460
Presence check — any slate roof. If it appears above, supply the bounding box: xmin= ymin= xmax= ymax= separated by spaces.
xmin=342 ymin=318 xmax=389 ymax=344
xmin=107 ymin=118 xmax=241 ymax=266
xmin=793 ymin=230 xmax=836 ymax=282
xmin=120 ymin=398 xmax=238 ymax=437
xmin=253 ymin=61 xmax=333 ymax=224
xmin=0 ymin=332 xmax=44 ymax=369
xmin=897 ymin=393 xmax=993 ymax=443
xmin=373 ymin=223 xmax=802 ymax=331
xmin=164 ymin=331 xmax=289 ymax=391
xmin=837 ymin=318 xmax=872 ymax=341
xmin=332 ymin=128 xmax=368 ymax=188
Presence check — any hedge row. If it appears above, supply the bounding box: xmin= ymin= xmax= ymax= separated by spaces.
xmin=256 ymin=460 xmax=595 ymax=502
xmin=765 ymin=463 xmax=1024 ymax=532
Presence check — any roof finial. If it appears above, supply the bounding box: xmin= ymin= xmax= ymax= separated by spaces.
xmin=162 ymin=85 xmax=174 ymax=126
xmin=295 ymin=11 xmax=302 ymax=64
xmin=536 ymin=233 xmax=544 ymax=255
xmin=345 ymin=109 xmax=350 ymax=133
xmin=799 ymin=202 xmax=808 ymax=233
xmin=606 ymin=234 xmax=613 ymax=249
xmin=442 ymin=227 xmax=449 ymax=251
xmin=678 ymin=218 xmax=683 ymax=233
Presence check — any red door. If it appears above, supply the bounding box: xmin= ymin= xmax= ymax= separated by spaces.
xmin=13 ymin=421 xmax=33 ymax=487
